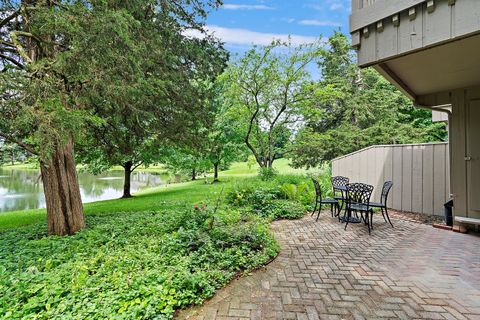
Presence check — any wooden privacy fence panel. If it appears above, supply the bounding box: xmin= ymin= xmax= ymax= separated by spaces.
xmin=331 ymin=143 xmax=450 ymax=216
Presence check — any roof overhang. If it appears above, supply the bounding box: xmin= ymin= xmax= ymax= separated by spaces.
xmin=372 ymin=33 xmax=480 ymax=108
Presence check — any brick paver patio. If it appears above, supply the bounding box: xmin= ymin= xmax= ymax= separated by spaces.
xmin=178 ymin=212 xmax=480 ymax=320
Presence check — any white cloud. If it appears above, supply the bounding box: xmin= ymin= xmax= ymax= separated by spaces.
xmin=299 ymin=19 xmax=342 ymax=27
xmin=305 ymin=1 xmax=348 ymax=12
xmin=221 ymin=4 xmax=273 ymax=10
xmin=185 ymin=25 xmax=319 ymax=46
xmin=330 ymin=3 xmax=344 ymax=11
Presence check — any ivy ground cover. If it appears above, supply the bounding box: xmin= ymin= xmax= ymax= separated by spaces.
xmin=0 ymin=172 xmax=334 ymax=319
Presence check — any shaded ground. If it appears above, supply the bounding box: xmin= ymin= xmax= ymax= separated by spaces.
xmin=178 ymin=211 xmax=480 ymax=320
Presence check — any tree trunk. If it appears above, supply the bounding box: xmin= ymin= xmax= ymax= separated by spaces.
xmin=122 ymin=161 xmax=133 ymax=198
xmin=191 ymin=168 xmax=196 ymax=181
xmin=40 ymin=138 xmax=85 ymax=236
xmin=213 ymin=163 xmax=219 ymax=182
xmin=11 ymin=149 xmax=14 ymax=165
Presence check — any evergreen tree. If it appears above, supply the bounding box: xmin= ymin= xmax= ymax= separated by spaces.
xmin=289 ymin=32 xmax=447 ymax=168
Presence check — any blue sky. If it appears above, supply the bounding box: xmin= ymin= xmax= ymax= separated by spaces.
xmin=205 ymin=0 xmax=352 ymax=55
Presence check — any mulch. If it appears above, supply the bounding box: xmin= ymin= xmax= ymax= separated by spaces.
xmin=388 ymin=209 xmax=445 ymax=225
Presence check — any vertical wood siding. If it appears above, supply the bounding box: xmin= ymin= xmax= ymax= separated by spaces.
xmin=332 ymin=143 xmax=449 ymax=216
xmin=352 ymin=0 xmax=480 ymax=67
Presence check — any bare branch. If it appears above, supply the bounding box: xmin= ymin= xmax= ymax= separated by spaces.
xmin=0 ymin=9 xmax=19 ymax=29
xmin=132 ymin=161 xmax=144 ymax=171
xmin=0 ymin=133 xmax=38 ymax=155
xmin=0 ymin=52 xmax=24 ymax=69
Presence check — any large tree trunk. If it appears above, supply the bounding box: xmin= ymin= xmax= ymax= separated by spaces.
xmin=40 ymin=138 xmax=85 ymax=236
xmin=122 ymin=161 xmax=133 ymax=198
xmin=213 ymin=163 xmax=219 ymax=182
xmin=191 ymin=168 xmax=196 ymax=181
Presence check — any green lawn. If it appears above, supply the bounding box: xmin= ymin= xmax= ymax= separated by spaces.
xmin=220 ymin=158 xmax=308 ymax=176
xmin=0 ymin=162 xmax=39 ymax=170
xmin=0 ymin=159 xmax=311 ymax=230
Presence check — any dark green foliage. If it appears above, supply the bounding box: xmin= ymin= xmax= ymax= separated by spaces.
xmin=260 ymin=200 xmax=306 ymax=220
xmin=227 ymin=186 xmax=305 ymax=220
xmin=279 ymin=182 xmax=314 ymax=207
xmin=0 ymin=209 xmax=278 ymax=319
xmin=289 ymin=32 xmax=448 ymax=168
xmin=224 ymin=174 xmax=332 ymax=220
xmin=226 ymin=186 xmax=281 ymax=207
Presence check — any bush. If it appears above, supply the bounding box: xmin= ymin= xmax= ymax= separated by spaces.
xmin=258 ymin=167 xmax=278 ymax=180
xmin=256 ymin=200 xmax=306 ymax=220
xmin=226 ymin=180 xmax=307 ymax=220
xmin=225 ymin=185 xmax=281 ymax=207
xmin=0 ymin=208 xmax=279 ymax=319
xmin=279 ymin=182 xmax=315 ymax=207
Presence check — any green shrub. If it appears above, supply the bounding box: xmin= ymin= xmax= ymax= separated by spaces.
xmin=257 ymin=200 xmax=306 ymax=220
xmin=0 ymin=208 xmax=278 ymax=319
xmin=258 ymin=167 xmax=278 ymax=180
xmin=225 ymin=185 xmax=281 ymax=207
xmin=226 ymin=182 xmax=306 ymax=220
xmin=308 ymin=163 xmax=333 ymax=198
xmin=279 ymin=183 xmax=298 ymax=201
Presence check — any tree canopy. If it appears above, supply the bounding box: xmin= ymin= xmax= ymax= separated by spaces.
xmin=288 ymin=32 xmax=447 ymax=168
xmin=0 ymin=0 xmax=225 ymax=234
xmin=224 ymin=39 xmax=321 ymax=169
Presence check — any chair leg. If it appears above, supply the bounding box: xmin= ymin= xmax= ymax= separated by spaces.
xmin=380 ymin=207 xmax=387 ymax=222
xmin=366 ymin=211 xmax=371 ymax=235
xmin=341 ymin=208 xmax=347 ymax=223
xmin=330 ymin=204 xmax=334 ymax=217
xmin=311 ymin=201 xmax=318 ymax=217
xmin=316 ymin=203 xmax=322 ymax=221
xmin=370 ymin=209 xmax=374 ymax=230
xmin=384 ymin=206 xmax=394 ymax=228
xmin=344 ymin=209 xmax=350 ymax=230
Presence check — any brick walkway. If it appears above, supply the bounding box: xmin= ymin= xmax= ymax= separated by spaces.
xmin=177 ymin=212 xmax=480 ymax=320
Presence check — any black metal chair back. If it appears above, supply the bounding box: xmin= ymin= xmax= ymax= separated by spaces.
xmin=311 ymin=178 xmax=323 ymax=200
xmin=346 ymin=183 xmax=374 ymax=208
xmin=380 ymin=181 xmax=393 ymax=206
xmin=332 ymin=176 xmax=349 ymax=189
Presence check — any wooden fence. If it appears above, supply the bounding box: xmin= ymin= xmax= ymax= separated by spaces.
xmin=331 ymin=143 xmax=450 ymax=216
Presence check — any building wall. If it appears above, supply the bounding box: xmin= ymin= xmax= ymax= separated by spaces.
xmin=331 ymin=143 xmax=450 ymax=216
xmin=350 ymin=0 xmax=480 ymax=67
xmin=450 ymin=86 xmax=480 ymax=219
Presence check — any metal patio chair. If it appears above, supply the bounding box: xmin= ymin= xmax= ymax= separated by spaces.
xmin=331 ymin=176 xmax=349 ymax=218
xmin=344 ymin=182 xmax=374 ymax=234
xmin=311 ymin=178 xmax=338 ymax=221
xmin=369 ymin=181 xmax=394 ymax=228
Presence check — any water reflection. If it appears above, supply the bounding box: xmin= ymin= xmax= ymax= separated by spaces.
xmin=0 ymin=168 xmax=167 ymax=213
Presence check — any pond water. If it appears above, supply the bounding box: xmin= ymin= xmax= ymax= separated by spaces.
xmin=0 ymin=168 xmax=168 ymax=213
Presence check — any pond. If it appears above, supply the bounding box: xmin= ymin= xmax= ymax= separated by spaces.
xmin=0 ymin=167 xmax=169 ymax=213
